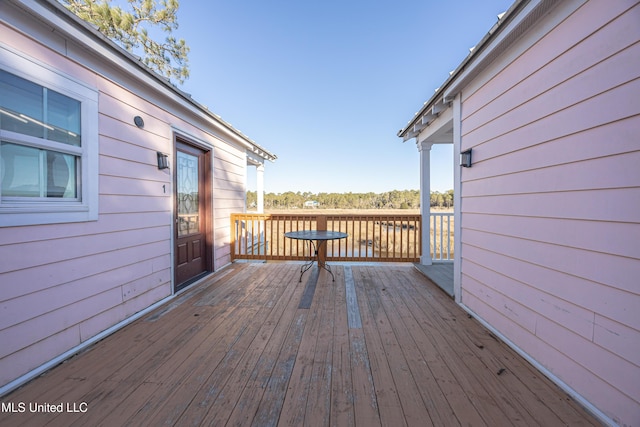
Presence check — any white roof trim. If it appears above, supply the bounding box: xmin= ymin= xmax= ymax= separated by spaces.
xmin=12 ymin=0 xmax=277 ymax=162
xmin=443 ymin=0 xmax=558 ymax=100
xmin=398 ymin=0 xmax=561 ymax=140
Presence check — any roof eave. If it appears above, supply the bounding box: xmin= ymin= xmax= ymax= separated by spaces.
xmin=19 ymin=0 xmax=277 ymax=162
xmin=397 ymin=0 xmax=532 ymax=140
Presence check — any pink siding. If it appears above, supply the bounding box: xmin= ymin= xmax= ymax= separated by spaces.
xmin=459 ymin=1 xmax=640 ymax=425
xmin=0 ymin=10 xmax=252 ymax=390
xmin=463 ymin=288 xmax=640 ymax=425
xmin=213 ymin=147 xmax=247 ymax=267
xmin=462 ymin=0 xmax=639 ymax=123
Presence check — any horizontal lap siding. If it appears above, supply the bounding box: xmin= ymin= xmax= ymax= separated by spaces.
xmin=0 ymin=70 xmax=174 ymax=386
xmin=213 ymin=148 xmax=246 ymax=267
xmin=459 ymin=1 xmax=640 ymax=424
xmin=0 ymin=19 xmax=249 ymax=388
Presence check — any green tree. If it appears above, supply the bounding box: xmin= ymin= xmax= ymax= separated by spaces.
xmin=246 ymin=190 xmax=257 ymax=209
xmin=430 ymin=191 xmax=439 ymax=207
xmin=259 ymin=189 xmax=445 ymax=211
xmin=444 ymin=190 xmax=453 ymax=208
xmin=61 ymin=0 xmax=190 ymax=84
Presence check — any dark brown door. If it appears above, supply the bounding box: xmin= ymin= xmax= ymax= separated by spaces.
xmin=174 ymin=140 xmax=211 ymax=290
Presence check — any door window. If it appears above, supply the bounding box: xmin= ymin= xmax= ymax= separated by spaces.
xmin=177 ymin=150 xmax=199 ymax=237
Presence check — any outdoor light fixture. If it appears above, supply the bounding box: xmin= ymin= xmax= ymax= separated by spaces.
xmin=157 ymin=152 xmax=169 ymax=170
xmin=460 ymin=148 xmax=472 ymax=168
xmin=134 ymin=115 xmax=144 ymax=128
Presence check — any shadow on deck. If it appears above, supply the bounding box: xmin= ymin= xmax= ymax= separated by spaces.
xmin=0 ymin=262 xmax=600 ymax=426
xmin=413 ymin=262 xmax=454 ymax=297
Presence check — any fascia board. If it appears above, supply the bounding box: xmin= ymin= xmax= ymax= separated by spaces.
xmin=398 ymin=0 xmax=528 ymax=139
xmin=14 ymin=0 xmax=277 ymax=162
xmin=443 ymin=0 xmax=558 ymax=100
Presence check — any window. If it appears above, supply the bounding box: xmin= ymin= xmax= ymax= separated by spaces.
xmin=1 ymin=70 xmax=80 ymax=199
xmin=0 ymin=48 xmax=98 ymax=226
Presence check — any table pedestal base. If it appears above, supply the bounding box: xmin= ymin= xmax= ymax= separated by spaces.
xmin=284 ymin=230 xmax=347 ymax=283
xmin=298 ymin=239 xmax=335 ymax=282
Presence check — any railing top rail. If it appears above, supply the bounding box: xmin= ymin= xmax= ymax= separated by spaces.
xmin=325 ymin=214 xmax=421 ymax=218
xmin=232 ymin=213 xmax=423 ymax=218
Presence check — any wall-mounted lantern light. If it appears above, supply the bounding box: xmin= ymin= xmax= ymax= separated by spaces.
xmin=157 ymin=152 xmax=169 ymax=170
xmin=460 ymin=148 xmax=472 ymax=168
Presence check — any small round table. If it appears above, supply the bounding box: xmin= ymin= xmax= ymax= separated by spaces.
xmin=284 ymin=230 xmax=348 ymax=282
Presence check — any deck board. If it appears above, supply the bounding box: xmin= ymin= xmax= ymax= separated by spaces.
xmin=330 ymin=266 xmax=356 ymax=427
xmin=354 ymin=266 xmax=407 ymax=426
xmin=0 ymin=262 xmax=602 ymax=427
xmin=413 ymin=262 xmax=454 ymax=297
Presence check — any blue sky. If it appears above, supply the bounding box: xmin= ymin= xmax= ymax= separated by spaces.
xmin=178 ymin=0 xmax=514 ymax=194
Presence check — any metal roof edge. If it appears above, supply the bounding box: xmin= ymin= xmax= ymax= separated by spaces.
xmin=397 ymin=0 xmax=530 ymax=139
xmin=14 ymin=0 xmax=277 ymax=162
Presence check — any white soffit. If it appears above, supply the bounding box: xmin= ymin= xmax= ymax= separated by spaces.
xmin=403 ymin=96 xmax=451 ymax=141
xmin=416 ymin=106 xmax=454 ymax=145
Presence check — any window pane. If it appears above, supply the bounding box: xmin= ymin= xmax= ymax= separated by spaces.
xmin=46 ymin=150 xmax=77 ymax=198
xmin=47 ymin=90 xmax=81 ymax=146
xmin=0 ymin=70 xmax=44 ymax=139
xmin=1 ymin=142 xmax=41 ymax=196
xmin=0 ymin=70 xmax=81 ymax=146
xmin=1 ymin=142 xmax=78 ymax=198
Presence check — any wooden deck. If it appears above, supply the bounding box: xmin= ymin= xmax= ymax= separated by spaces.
xmin=0 ymin=263 xmax=601 ymax=426
xmin=413 ymin=262 xmax=454 ymax=297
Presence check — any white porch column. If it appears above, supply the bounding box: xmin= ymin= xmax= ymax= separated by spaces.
xmin=452 ymin=94 xmax=462 ymax=302
xmin=418 ymin=141 xmax=433 ymax=265
xmin=256 ymin=164 xmax=265 ymax=213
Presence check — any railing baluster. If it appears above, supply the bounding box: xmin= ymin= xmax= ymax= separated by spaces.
xmin=447 ymin=215 xmax=451 ymax=259
xmin=432 ymin=215 xmax=436 ymax=261
xmin=438 ymin=214 xmax=442 ymax=260
xmin=377 ymin=216 xmax=381 ymax=259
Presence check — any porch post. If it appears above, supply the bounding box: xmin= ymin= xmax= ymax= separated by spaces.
xmin=418 ymin=141 xmax=433 ymax=266
xmin=452 ymin=94 xmax=462 ymax=302
xmin=256 ymin=164 xmax=264 ymax=213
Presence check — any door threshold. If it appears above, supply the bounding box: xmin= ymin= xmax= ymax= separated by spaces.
xmin=175 ymin=271 xmax=210 ymax=293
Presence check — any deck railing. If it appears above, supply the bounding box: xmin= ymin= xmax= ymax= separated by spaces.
xmin=429 ymin=212 xmax=454 ymax=261
xmin=231 ymin=212 xmax=454 ymax=263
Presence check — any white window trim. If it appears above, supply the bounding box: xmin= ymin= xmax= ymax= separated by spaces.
xmin=0 ymin=44 xmax=98 ymax=227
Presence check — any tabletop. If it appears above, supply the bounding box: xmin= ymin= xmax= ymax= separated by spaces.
xmin=284 ymin=230 xmax=348 ymax=241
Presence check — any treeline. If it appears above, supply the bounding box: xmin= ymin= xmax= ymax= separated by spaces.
xmin=247 ymin=189 xmax=454 ymax=210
